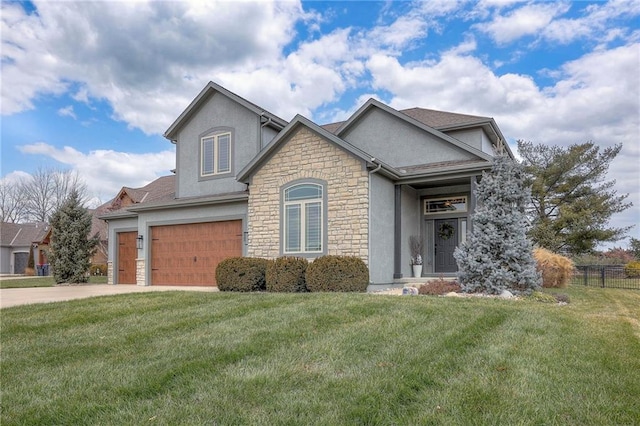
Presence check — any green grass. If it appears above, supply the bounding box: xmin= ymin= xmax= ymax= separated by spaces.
xmin=2 ymin=287 xmax=639 ymax=425
xmin=0 ymin=275 xmax=107 ymax=289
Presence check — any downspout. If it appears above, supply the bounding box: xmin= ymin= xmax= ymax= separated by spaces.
xmin=368 ymin=158 xmax=382 ymax=284
xmin=259 ymin=112 xmax=273 ymax=150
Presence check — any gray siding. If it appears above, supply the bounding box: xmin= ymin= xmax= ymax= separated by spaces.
xmin=0 ymin=247 xmax=10 ymax=274
xmin=342 ymin=108 xmax=477 ymax=167
xmin=445 ymin=129 xmax=482 ymax=151
xmin=175 ymin=92 xmax=260 ymax=198
xmin=400 ymin=185 xmax=421 ymax=278
xmin=369 ymin=173 xmax=395 ymax=285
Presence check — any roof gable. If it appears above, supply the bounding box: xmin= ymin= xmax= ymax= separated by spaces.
xmin=237 ymin=115 xmax=396 ymax=183
xmin=164 ymin=81 xmax=288 ymax=141
xmin=334 ymin=99 xmax=493 ymax=163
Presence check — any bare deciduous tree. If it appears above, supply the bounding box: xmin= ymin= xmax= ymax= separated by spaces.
xmin=19 ymin=167 xmax=89 ymax=222
xmin=0 ymin=177 xmax=27 ymax=223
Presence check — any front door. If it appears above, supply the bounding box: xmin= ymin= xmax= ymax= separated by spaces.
xmin=434 ymin=219 xmax=458 ymax=273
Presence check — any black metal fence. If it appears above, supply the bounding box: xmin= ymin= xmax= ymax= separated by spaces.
xmin=573 ymin=265 xmax=640 ymax=290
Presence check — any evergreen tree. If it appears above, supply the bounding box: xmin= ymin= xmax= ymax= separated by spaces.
xmin=518 ymin=141 xmax=631 ymax=255
xmin=454 ymin=156 xmax=541 ymax=294
xmin=49 ymin=190 xmax=99 ymax=284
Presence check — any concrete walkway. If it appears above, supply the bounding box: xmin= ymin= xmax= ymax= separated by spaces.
xmin=0 ymin=284 xmax=218 ymax=309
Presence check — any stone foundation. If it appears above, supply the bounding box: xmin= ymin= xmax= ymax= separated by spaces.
xmin=136 ymin=258 xmax=146 ymax=286
xmin=107 ymin=261 xmax=114 ymax=285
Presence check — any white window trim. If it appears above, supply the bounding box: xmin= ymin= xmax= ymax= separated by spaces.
xmin=201 ymin=132 xmax=231 ymax=177
xmin=283 ymin=185 xmax=323 ymax=254
xmin=424 ymin=196 xmax=468 ymax=215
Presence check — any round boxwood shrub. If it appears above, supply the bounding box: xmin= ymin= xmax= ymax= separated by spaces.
xmin=305 ymin=255 xmax=369 ymax=292
xmin=216 ymin=257 xmax=269 ymax=292
xmin=266 ymin=256 xmax=308 ymax=292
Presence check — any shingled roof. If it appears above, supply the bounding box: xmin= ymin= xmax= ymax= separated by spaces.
xmin=0 ymin=222 xmax=49 ymax=247
xmin=320 ymin=107 xmax=491 ymax=134
xmin=399 ymin=107 xmax=491 ymax=129
xmin=120 ymin=175 xmax=175 ymax=205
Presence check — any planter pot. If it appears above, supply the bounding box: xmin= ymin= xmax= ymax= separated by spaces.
xmin=412 ymin=264 xmax=422 ymax=278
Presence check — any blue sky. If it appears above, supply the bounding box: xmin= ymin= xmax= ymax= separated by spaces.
xmin=1 ymin=0 xmax=639 ymax=246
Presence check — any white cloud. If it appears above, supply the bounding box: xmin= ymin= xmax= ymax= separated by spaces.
xmin=475 ymin=2 xmax=571 ymax=44
xmin=18 ymin=143 xmax=176 ymax=201
xmin=1 ymin=0 xmax=305 ymax=133
xmin=57 ymin=105 xmax=76 ymax=119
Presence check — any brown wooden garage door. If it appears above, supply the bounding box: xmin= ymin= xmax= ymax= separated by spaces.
xmin=117 ymin=231 xmax=137 ymax=284
xmin=150 ymin=220 xmax=242 ymax=286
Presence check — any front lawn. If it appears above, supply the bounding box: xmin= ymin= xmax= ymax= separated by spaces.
xmin=0 ymin=275 xmax=107 ymax=289
xmin=2 ymin=287 xmax=639 ymax=425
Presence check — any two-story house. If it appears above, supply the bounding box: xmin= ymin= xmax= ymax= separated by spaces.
xmin=101 ymin=82 xmax=513 ymax=288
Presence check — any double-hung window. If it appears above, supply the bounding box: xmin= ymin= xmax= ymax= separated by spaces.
xmin=283 ymin=183 xmax=323 ymax=254
xmin=201 ymin=132 xmax=231 ymax=176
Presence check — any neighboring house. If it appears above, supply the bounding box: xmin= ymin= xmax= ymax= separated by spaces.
xmin=89 ymin=178 xmax=174 ymax=267
xmin=0 ymin=222 xmax=50 ymax=275
xmin=101 ymin=81 xmax=514 ymax=288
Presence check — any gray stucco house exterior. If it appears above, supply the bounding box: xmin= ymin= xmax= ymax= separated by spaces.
xmin=101 ymin=81 xmax=513 ymax=288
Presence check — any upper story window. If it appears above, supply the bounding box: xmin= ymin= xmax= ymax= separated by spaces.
xmin=283 ymin=182 xmax=324 ymax=254
xmin=201 ymin=131 xmax=231 ymax=177
xmin=424 ymin=197 xmax=467 ymax=215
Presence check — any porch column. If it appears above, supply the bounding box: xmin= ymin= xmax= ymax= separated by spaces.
xmin=469 ymin=175 xmax=479 ymax=233
xmin=394 ymin=184 xmax=402 ymax=279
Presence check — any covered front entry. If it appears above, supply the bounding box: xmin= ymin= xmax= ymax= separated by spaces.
xmin=117 ymin=231 xmax=137 ymax=284
xmin=150 ymin=220 xmax=242 ymax=286
xmin=434 ymin=218 xmax=459 ymax=273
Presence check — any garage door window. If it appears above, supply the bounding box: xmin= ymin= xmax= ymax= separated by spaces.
xmin=283 ymin=182 xmax=325 ymax=255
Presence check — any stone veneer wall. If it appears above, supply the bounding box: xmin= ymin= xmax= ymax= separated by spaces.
xmin=136 ymin=258 xmax=146 ymax=286
xmin=248 ymin=127 xmax=369 ymax=263
xmin=107 ymin=261 xmax=113 ymax=285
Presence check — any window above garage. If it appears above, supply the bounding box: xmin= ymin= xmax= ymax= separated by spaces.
xmin=200 ymin=128 xmax=234 ymax=179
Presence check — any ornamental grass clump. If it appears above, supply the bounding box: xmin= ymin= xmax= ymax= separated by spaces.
xmin=454 ymin=156 xmax=541 ymax=295
xmin=533 ymin=248 xmax=574 ymax=288
xmin=266 ymin=257 xmax=308 ymax=292
xmin=306 ymin=255 xmax=369 ymax=292
xmin=216 ymin=257 xmax=269 ymax=292
xmin=624 ymin=261 xmax=640 ymax=278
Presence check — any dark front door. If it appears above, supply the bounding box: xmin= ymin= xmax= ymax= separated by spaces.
xmin=434 ymin=219 xmax=458 ymax=273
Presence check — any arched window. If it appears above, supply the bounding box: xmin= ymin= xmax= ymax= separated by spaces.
xmin=283 ymin=183 xmax=323 ymax=254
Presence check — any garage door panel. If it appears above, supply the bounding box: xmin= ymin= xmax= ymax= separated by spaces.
xmin=117 ymin=231 xmax=137 ymax=284
xmin=150 ymin=220 xmax=242 ymax=286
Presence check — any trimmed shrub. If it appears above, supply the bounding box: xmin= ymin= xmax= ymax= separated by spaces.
xmin=624 ymin=261 xmax=640 ymax=278
xmin=533 ymin=248 xmax=574 ymax=288
xmin=306 ymin=255 xmax=369 ymax=292
xmin=216 ymin=257 xmax=269 ymax=292
xmin=266 ymin=257 xmax=308 ymax=292
xmin=418 ymin=278 xmax=461 ymax=296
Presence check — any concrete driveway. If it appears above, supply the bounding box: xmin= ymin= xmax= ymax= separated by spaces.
xmin=0 ymin=284 xmax=218 ymax=309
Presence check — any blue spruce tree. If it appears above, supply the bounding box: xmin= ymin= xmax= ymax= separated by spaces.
xmin=49 ymin=190 xmax=99 ymax=284
xmin=454 ymin=156 xmax=540 ymax=294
